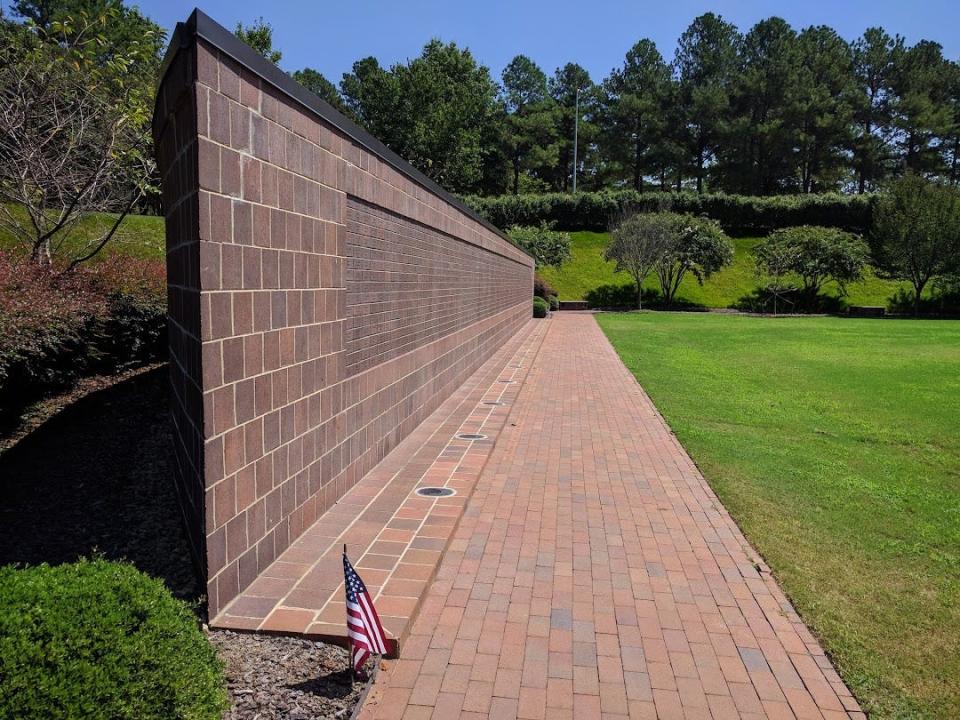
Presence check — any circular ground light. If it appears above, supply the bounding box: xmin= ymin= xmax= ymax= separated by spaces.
xmin=498 ymin=379 xmax=514 ymax=384
xmin=482 ymin=400 xmax=505 ymax=406
xmin=456 ymin=432 xmax=487 ymax=440
xmin=415 ymin=486 xmax=456 ymax=498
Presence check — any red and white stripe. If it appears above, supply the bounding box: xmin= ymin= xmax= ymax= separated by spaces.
xmin=347 ymin=592 xmax=387 ymax=657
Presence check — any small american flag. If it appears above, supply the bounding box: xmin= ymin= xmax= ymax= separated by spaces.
xmin=343 ymin=547 xmax=388 ymax=674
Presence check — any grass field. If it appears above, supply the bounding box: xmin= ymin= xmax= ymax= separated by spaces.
xmin=598 ymin=312 xmax=960 ymax=718
xmin=541 ymin=231 xmax=913 ymax=309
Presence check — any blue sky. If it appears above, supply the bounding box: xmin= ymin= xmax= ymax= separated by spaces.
xmin=15 ymin=1 xmax=960 ymax=83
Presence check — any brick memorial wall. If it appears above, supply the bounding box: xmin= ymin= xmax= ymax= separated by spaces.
xmin=152 ymin=10 xmax=534 ymax=617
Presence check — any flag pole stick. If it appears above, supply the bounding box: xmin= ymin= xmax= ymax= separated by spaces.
xmin=344 ymin=544 xmax=354 ymax=684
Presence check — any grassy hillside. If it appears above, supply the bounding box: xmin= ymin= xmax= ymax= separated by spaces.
xmin=540 ymin=231 xmax=914 ymax=309
xmin=0 ymin=207 xmax=165 ymax=262
xmin=599 ymin=313 xmax=960 ymax=718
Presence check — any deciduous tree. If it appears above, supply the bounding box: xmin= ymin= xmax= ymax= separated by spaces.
xmin=871 ymin=175 xmax=960 ymax=314
xmin=654 ymin=214 xmax=733 ymax=305
xmin=0 ymin=10 xmax=158 ymax=266
xmin=507 ymin=222 xmax=571 ymax=268
xmin=755 ymin=226 xmax=869 ymax=307
xmin=234 ymin=17 xmax=281 ymax=64
xmin=604 ymin=211 xmax=673 ymax=308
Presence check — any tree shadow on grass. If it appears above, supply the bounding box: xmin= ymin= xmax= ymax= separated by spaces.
xmin=733 ymin=287 xmax=846 ymax=314
xmin=585 ymin=283 xmax=707 ymax=311
xmin=0 ymin=365 xmax=199 ymax=600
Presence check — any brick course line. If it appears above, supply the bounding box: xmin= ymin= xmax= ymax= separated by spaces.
xmin=357 ymin=313 xmax=863 ymax=720
xmin=210 ymin=319 xmax=549 ymax=650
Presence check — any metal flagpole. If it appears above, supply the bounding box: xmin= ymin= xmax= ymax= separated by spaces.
xmin=572 ymin=87 xmax=580 ymax=194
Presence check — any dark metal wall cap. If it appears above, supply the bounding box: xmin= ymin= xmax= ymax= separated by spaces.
xmin=154 ymin=8 xmax=534 ymax=265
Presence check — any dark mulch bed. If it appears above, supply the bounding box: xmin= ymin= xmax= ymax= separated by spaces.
xmin=209 ymin=631 xmax=369 ymax=720
xmin=0 ymin=365 xmax=369 ymax=719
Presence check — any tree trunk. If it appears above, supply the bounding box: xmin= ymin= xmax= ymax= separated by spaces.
xmin=636 ymin=281 xmax=643 ymax=310
xmin=31 ymin=239 xmax=52 ymax=265
xmin=951 ymin=137 xmax=959 ymax=185
xmin=633 ymin=130 xmax=643 ymax=191
xmin=858 ymin=120 xmax=871 ymax=194
xmin=696 ymin=149 xmax=704 ymax=194
xmin=512 ymin=159 xmax=520 ymax=195
xmin=913 ymin=279 xmax=927 ymax=316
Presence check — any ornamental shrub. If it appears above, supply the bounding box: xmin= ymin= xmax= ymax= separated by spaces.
xmin=533 ymin=296 xmax=549 ymax=318
xmin=548 ymin=295 xmax=559 ymax=311
xmin=533 ymin=274 xmax=558 ymax=299
xmin=506 ymin=222 xmax=572 ymax=268
xmin=465 ymin=190 xmax=874 ymax=236
xmin=755 ymin=226 xmax=869 ymax=307
xmin=0 ymin=252 xmax=166 ymax=422
xmin=0 ymin=559 xmax=228 ymax=720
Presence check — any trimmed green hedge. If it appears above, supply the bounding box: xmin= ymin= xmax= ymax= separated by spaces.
xmin=464 ymin=190 xmax=875 ymax=236
xmin=0 ymin=559 xmax=227 ymax=720
xmin=533 ymin=296 xmax=549 ymax=318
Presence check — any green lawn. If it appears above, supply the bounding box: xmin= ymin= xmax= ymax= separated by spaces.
xmin=541 ymin=231 xmax=914 ymax=309
xmin=597 ymin=312 xmax=960 ymax=719
xmin=0 ymin=207 xmax=165 ymax=262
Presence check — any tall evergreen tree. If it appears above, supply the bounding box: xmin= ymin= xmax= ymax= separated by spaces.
xmin=852 ymin=28 xmax=903 ymax=192
xmin=548 ymin=63 xmax=596 ymax=192
xmin=601 ymin=40 xmax=671 ymax=190
xmin=340 ymin=41 xmax=501 ymax=194
xmin=724 ymin=17 xmax=800 ymax=195
xmin=943 ymin=62 xmax=960 ymax=185
xmin=292 ymin=68 xmax=347 ymax=115
xmin=889 ymin=41 xmax=954 ymax=176
xmin=794 ymin=26 xmax=857 ymax=192
xmin=500 ymin=55 xmax=558 ymax=194
xmin=674 ymin=13 xmax=740 ymax=193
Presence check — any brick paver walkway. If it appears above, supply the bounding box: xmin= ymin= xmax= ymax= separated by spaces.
xmin=211 ymin=319 xmax=547 ymax=648
xmin=358 ymin=313 xmax=863 ymax=720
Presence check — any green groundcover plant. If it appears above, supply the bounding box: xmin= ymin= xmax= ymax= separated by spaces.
xmin=0 ymin=559 xmax=227 ymax=720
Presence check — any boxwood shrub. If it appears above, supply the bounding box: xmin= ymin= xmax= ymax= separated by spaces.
xmin=533 ymin=296 xmax=549 ymax=318
xmin=465 ymin=190 xmax=875 ymax=236
xmin=0 ymin=559 xmax=228 ymax=720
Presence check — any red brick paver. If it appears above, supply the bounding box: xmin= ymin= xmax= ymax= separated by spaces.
xmin=211 ymin=319 xmax=548 ymax=650
xmin=358 ymin=313 xmax=863 ymax=720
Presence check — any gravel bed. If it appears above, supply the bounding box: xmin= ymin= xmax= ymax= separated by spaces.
xmin=209 ymin=630 xmax=371 ymax=720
